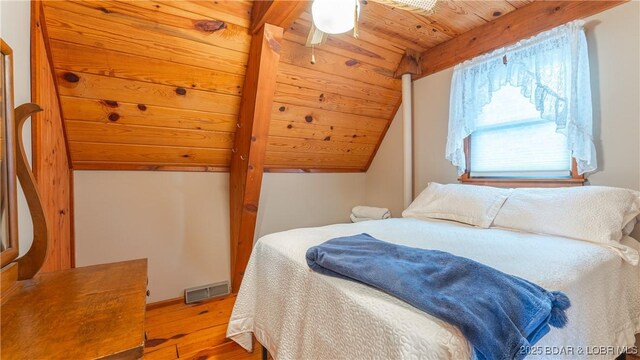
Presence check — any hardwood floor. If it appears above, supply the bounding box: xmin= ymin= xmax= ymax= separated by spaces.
xmin=144 ymin=295 xmax=261 ymax=360
xmin=145 ymin=295 xmax=640 ymax=360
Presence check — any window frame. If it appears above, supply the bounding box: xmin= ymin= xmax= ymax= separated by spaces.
xmin=459 ymin=137 xmax=585 ymax=188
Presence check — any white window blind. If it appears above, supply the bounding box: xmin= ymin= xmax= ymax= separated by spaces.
xmin=469 ymin=86 xmax=572 ymax=178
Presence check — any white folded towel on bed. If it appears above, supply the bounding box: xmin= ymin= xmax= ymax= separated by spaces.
xmin=350 ymin=214 xmax=377 ymax=223
xmin=351 ymin=206 xmax=391 ymax=222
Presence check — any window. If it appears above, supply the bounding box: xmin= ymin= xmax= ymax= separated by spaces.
xmin=446 ymin=20 xmax=595 ymax=187
xmin=467 ymin=86 xmax=574 ymax=179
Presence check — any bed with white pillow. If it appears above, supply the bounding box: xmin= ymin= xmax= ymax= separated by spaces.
xmin=227 ymin=184 xmax=640 ymax=360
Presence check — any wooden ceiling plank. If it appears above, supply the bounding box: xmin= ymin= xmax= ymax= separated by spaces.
xmin=271 ymin=103 xmax=388 ymax=132
xmin=427 ymin=1 xmax=490 ymax=35
xmin=69 ymin=141 xmax=232 ymax=165
xmin=60 ymin=97 xmax=237 ymax=133
xmin=269 ymin=120 xmax=382 ymax=145
xmin=264 ymin=166 xmax=365 ymax=173
xmin=286 ymin=16 xmax=403 ymax=70
xmin=267 ymin=136 xmax=376 ymax=157
xmin=417 ymin=0 xmax=627 ymax=79
xmin=230 ymin=24 xmax=284 ymax=294
xmin=46 ymin=1 xmax=251 ymax=54
xmin=277 ymin=62 xmax=400 ymax=104
xmin=50 ymin=40 xmax=244 ymax=97
xmin=265 ymin=151 xmax=369 ymax=169
xmin=358 ymin=2 xmax=453 ymax=51
xmin=157 ymin=1 xmax=253 ymax=29
xmin=281 ymin=39 xmax=400 ymax=91
xmin=126 ymin=0 xmax=252 ymax=29
xmin=250 ymin=0 xmax=310 ymax=34
xmin=73 ymin=162 xmax=229 ymax=172
xmin=55 ymin=70 xmax=241 ymax=115
xmin=459 ymin=1 xmax=518 ymax=22
xmin=274 ymin=83 xmax=398 ymax=119
xmin=43 ymin=5 xmax=248 ymax=74
xmin=65 ymin=121 xmax=235 ymax=150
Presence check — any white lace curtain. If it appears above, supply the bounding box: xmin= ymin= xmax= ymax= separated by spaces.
xmin=446 ymin=20 xmax=597 ymax=175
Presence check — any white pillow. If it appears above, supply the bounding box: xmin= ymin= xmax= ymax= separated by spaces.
xmin=493 ymin=186 xmax=640 ymax=264
xmin=402 ymin=183 xmax=511 ymax=228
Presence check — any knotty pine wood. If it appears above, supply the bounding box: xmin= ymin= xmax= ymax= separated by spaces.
xmin=416 ymin=0 xmax=626 ymax=79
xmin=65 ymin=121 xmax=235 ymax=150
xmin=42 ymin=0 xmax=251 ymax=170
xmin=43 ymin=4 xmax=248 ymax=73
xmin=50 ymin=40 xmax=245 ymax=97
xmin=31 ymin=1 xmax=73 ymax=273
xmin=229 ymin=23 xmax=283 ymax=293
xmin=277 ymin=62 xmax=399 ymax=103
xmin=278 ymin=35 xmax=401 ymax=91
xmin=150 ymin=1 xmax=253 ymax=29
xmin=2 ymin=260 xmax=148 ymax=359
xmin=46 ymin=1 xmax=251 ymax=54
xmin=60 ymin=97 xmax=237 ymax=133
xmin=69 ymin=142 xmax=232 ymax=165
xmin=271 ymin=103 xmax=388 ymax=132
xmin=56 ymin=71 xmax=241 ymax=116
xmin=269 ymin=120 xmax=382 ymax=145
xmin=251 ymin=0 xmax=310 ymax=34
xmin=144 ymin=295 xmax=262 ymax=360
xmin=40 ymin=0 xmax=538 ymax=172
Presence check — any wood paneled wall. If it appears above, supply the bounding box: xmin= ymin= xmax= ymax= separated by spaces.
xmin=31 ymin=1 xmax=73 ymax=271
xmin=40 ymin=0 xmax=538 ymax=172
xmin=42 ymin=0 xmax=251 ymax=171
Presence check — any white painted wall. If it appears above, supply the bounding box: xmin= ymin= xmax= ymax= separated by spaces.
xmin=74 ymin=171 xmax=231 ymax=303
xmin=257 ymin=173 xmax=366 ymax=238
xmin=74 ymin=171 xmax=366 ymax=302
xmin=369 ymin=2 xmax=640 ymax=198
xmin=1 ymin=0 xmax=34 ymax=256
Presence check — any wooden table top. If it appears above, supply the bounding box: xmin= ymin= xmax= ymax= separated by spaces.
xmin=1 ymin=259 xmax=147 ymax=360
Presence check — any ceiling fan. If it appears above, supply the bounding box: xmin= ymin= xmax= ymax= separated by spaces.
xmin=307 ymin=0 xmax=438 ymax=47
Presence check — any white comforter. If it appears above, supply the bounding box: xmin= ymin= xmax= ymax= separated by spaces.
xmin=227 ymin=218 xmax=640 ymax=360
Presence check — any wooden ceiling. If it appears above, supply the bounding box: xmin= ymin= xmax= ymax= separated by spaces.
xmin=42 ymin=0 xmax=533 ymax=172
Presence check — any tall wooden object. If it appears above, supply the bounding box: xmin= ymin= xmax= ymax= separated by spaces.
xmin=14 ymin=104 xmax=49 ymax=280
xmin=230 ymin=24 xmax=283 ymax=293
xmin=31 ymin=0 xmax=74 ymax=271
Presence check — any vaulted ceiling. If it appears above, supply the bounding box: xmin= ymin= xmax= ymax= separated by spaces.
xmin=42 ymin=0 xmax=533 ymax=172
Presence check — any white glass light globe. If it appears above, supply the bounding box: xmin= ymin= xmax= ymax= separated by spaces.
xmin=312 ymin=0 xmax=360 ymax=35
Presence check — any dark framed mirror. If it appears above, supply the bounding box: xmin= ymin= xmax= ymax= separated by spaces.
xmin=1 ymin=38 xmax=19 ymax=268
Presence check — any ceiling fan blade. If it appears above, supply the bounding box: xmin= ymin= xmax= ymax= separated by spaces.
xmin=368 ymin=0 xmax=438 ymax=16
xmin=306 ymin=22 xmax=328 ymax=47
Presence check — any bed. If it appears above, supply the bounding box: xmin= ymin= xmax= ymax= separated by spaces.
xmin=227 ymin=218 xmax=640 ymax=359
xmin=227 ymin=185 xmax=640 ymax=360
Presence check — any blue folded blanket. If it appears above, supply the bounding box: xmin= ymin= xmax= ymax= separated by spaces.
xmin=306 ymin=233 xmax=570 ymax=360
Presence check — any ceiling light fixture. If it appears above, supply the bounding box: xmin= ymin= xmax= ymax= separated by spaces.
xmin=311 ymin=0 xmax=360 ymax=35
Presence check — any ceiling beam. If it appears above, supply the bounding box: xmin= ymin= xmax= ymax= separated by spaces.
xmin=394 ymin=49 xmax=422 ymax=78
xmin=251 ymin=0 xmax=310 ymax=34
xmin=229 ymin=23 xmax=284 ymax=294
xmin=416 ymin=0 xmax=627 ymax=80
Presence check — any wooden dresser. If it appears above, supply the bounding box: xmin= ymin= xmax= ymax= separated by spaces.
xmin=1 ymin=259 xmax=147 ymax=359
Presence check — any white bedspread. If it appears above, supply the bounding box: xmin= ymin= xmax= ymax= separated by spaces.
xmin=227 ymin=218 xmax=640 ymax=360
